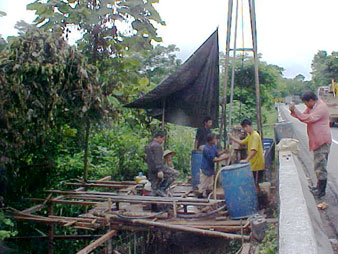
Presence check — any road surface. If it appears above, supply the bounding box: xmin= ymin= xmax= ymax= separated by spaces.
xmin=280 ymin=104 xmax=338 ymax=241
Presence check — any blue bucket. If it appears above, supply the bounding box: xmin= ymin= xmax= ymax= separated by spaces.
xmin=221 ymin=163 xmax=258 ymax=219
xmin=191 ymin=150 xmax=203 ymax=190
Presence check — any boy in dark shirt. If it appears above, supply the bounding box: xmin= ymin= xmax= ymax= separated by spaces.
xmin=199 ymin=134 xmax=229 ymax=198
xmin=194 ymin=117 xmax=213 ymax=150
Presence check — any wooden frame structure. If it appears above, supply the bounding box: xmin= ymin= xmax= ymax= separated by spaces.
xmin=7 ymin=176 xmax=256 ymax=254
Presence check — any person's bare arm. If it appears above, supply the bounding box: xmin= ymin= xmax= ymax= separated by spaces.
xmin=194 ymin=139 xmax=198 ymax=150
xmin=213 ymin=154 xmax=229 ymax=163
xmin=229 ymin=135 xmax=244 ymax=145
xmin=241 ymin=149 xmax=257 ymax=163
xmin=217 ymin=150 xmax=228 ymax=156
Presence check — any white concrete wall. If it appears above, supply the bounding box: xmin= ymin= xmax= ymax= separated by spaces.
xmin=279 ymin=150 xmax=318 ymax=254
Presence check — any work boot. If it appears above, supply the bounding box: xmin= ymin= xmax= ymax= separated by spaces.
xmin=311 ymin=180 xmax=327 ymax=198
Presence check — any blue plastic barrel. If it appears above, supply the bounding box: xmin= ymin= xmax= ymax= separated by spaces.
xmin=221 ymin=163 xmax=258 ymax=219
xmin=191 ymin=150 xmax=203 ymax=190
xmin=263 ymin=138 xmax=274 ymax=149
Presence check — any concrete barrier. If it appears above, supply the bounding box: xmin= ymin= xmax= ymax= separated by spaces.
xmin=279 ymin=150 xmax=317 ymax=254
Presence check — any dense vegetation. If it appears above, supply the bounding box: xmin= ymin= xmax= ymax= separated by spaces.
xmin=0 ymin=0 xmax=337 ymax=253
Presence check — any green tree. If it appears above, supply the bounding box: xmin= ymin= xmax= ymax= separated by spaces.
xmin=130 ymin=44 xmax=182 ymax=84
xmin=220 ymin=53 xmax=282 ymax=124
xmin=0 ymin=27 xmax=108 ymax=201
xmin=0 ymin=11 xmax=6 ymax=52
xmin=311 ymin=50 xmax=338 ymax=87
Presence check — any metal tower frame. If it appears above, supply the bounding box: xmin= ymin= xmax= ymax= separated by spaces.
xmin=220 ymin=0 xmax=263 ymax=148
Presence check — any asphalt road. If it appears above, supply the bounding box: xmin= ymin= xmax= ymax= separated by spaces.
xmin=280 ymin=104 xmax=338 ymax=240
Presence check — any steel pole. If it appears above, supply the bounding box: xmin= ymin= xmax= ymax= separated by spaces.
xmin=248 ymin=0 xmax=263 ymax=138
xmin=229 ymin=0 xmax=240 ymax=130
xmin=221 ymin=0 xmax=234 ymax=149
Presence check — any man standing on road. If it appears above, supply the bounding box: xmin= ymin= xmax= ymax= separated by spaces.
xmin=145 ymin=131 xmax=179 ymax=197
xmin=289 ymin=91 xmax=332 ymax=198
xmin=229 ymin=119 xmax=265 ymax=184
xmin=194 ymin=117 xmax=213 ymax=151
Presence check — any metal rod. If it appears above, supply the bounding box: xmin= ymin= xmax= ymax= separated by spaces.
xmin=229 ymin=0 xmax=240 ymax=129
xmin=221 ymin=0 xmax=234 ymax=149
xmin=248 ymin=0 xmax=263 ymax=138
xmin=229 ymin=48 xmax=253 ymax=51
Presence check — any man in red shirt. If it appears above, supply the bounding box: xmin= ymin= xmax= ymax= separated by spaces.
xmin=290 ymin=91 xmax=332 ymax=198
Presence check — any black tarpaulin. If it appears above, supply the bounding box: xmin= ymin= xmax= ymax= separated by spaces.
xmin=125 ymin=29 xmax=219 ymax=128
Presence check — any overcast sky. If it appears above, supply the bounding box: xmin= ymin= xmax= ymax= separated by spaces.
xmin=1 ymin=0 xmax=337 ymax=80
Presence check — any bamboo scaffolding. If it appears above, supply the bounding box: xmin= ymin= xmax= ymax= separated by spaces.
xmin=9 ymin=176 xmax=266 ymax=252
xmin=76 ymin=230 xmax=116 ymax=254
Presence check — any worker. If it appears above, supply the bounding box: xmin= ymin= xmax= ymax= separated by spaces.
xmin=334 ymin=79 xmax=338 ymax=97
xmin=194 ymin=116 xmax=213 ymax=151
xmin=328 ymin=80 xmax=335 ymax=95
xmin=229 ymin=119 xmax=265 ymax=184
xmin=163 ymin=149 xmax=175 ymax=168
xmin=289 ymin=91 xmax=331 ymax=198
xmin=199 ymin=133 xmax=229 ymax=198
xmin=145 ymin=131 xmax=179 ymax=197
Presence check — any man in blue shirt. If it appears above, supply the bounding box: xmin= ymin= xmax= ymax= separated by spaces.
xmin=199 ymin=134 xmax=229 ymax=198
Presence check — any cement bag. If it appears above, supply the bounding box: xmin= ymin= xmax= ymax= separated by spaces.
xmin=276 ymin=138 xmax=299 ymax=154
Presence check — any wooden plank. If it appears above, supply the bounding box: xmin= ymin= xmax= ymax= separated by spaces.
xmin=129 ymin=219 xmax=250 ymax=240
xmin=87 ymin=180 xmax=135 ymax=185
xmin=65 ymin=183 xmax=131 ymax=188
xmin=28 ymin=199 xmax=98 ymax=206
xmin=45 ymin=190 xmax=219 ymax=204
xmin=241 ymin=243 xmax=251 ymax=254
xmin=6 ymin=235 xmax=104 ymax=241
xmin=22 ymin=204 xmax=44 ymax=214
xmin=76 ymin=230 xmax=116 ymax=254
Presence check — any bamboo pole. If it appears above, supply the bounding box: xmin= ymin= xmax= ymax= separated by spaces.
xmin=64 ymin=183 xmax=130 ymax=188
xmin=83 ymin=119 xmax=91 ymax=182
xmin=76 ymin=230 xmax=116 ymax=254
xmin=48 ymin=205 xmax=54 ymax=254
xmin=6 ymin=235 xmax=104 ymax=241
xmin=129 ymin=219 xmax=250 ymax=240
xmin=161 ymin=99 xmax=166 ymax=130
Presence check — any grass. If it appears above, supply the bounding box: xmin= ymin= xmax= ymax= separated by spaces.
xmin=262 ymin=106 xmax=278 ymax=138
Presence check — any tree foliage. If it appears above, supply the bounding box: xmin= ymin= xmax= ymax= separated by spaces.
xmin=311 ymin=50 xmax=338 ymax=87
xmin=220 ymin=53 xmax=282 ymax=124
xmin=0 ymin=27 xmax=108 ymax=201
xmin=27 ymin=0 xmax=164 ymax=56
